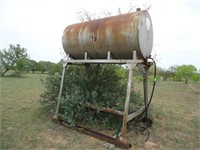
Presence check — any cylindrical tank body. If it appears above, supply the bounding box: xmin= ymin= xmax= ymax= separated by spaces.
xmin=62 ymin=10 xmax=153 ymax=60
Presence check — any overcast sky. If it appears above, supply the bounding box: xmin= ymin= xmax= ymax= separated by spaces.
xmin=1 ymin=0 xmax=200 ymax=69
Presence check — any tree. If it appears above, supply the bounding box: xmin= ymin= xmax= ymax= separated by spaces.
xmin=168 ymin=65 xmax=178 ymax=81
xmin=156 ymin=67 xmax=171 ymax=81
xmin=37 ymin=61 xmax=60 ymax=74
xmin=37 ymin=61 xmax=47 ymax=74
xmin=0 ymin=44 xmax=29 ymax=76
xmin=175 ymin=65 xmax=197 ymax=84
xmin=44 ymin=61 xmax=57 ymax=75
xmin=28 ymin=59 xmax=38 ymax=74
xmin=191 ymin=72 xmax=200 ymax=82
xmin=76 ymin=3 xmax=148 ymax=22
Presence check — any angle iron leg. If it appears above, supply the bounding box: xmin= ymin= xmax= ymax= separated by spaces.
xmin=53 ymin=62 xmax=68 ymax=119
xmin=121 ymin=64 xmax=135 ymax=137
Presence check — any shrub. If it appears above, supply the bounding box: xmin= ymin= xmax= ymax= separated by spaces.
xmin=40 ymin=64 xmax=143 ymax=129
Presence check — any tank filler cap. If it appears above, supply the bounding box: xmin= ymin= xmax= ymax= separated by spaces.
xmin=136 ymin=8 xmax=141 ymax=11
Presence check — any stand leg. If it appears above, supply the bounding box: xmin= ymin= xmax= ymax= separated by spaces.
xmin=143 ymin=66 xmax=149 ymax=118
xmin=54 ymin=62 xmax=68 ymax=119
xmin=121 ymin=64 xmax=135 ymax=137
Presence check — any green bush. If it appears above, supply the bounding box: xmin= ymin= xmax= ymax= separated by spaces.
xmin=40 ymin=64 xmax=143 ymax=129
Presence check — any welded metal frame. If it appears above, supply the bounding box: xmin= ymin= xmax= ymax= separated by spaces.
xmin=53 ymin=51 xmax=151 ymax=148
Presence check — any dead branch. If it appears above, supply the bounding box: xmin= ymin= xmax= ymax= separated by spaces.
xmin=76 ymin=8 xmax=95 ymax=22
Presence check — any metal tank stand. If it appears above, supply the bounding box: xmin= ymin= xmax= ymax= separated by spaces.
xmin=53 ymin=51 xmax=152 ymax=148
xmin=137 ymin=61 xmax=152 ymax=118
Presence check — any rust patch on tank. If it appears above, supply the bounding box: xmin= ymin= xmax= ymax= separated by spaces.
xmin=89 ymin=19 xmax=102 ymax=42
xmin=63 ymin=10 xmax=152 ymax=59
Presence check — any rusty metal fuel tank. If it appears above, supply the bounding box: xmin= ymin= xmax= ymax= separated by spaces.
xmin=62 ymin=10 xmax=153 ymax=60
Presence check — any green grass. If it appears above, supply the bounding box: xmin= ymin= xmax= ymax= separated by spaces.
xmin=0 ymin=74 xmax=199 ymax=149
xmin=0 ymin=74 xmax=104 ymax=149
xmin=149 ymin=82 xmax=200 ymax=149
xmin=1 ymin=74 xmax=47 ymax=149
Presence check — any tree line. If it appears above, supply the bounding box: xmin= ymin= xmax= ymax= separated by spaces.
xmin=150 ymin=65 xmax=199 ymax=84
xmin=0 ymin=44 xmax=61 ymax=76
xmin=0 ymin=44 xmax=199 ymax=84
xmin=156 ymin=65 xmax=199 ymax=84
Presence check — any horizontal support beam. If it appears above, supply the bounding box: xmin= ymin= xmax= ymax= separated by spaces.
xmin=85 ymin=103 xmax=124 ymax=116
xmin=56 ymin=117 xmax=131 ymax=149
xmin=63 ymin=59 xmax=143 ymax=64
xmin=127 ymin=106 xmax=145 ymax=121
xmin=85 ymin=103 xmax=145 ymax=119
